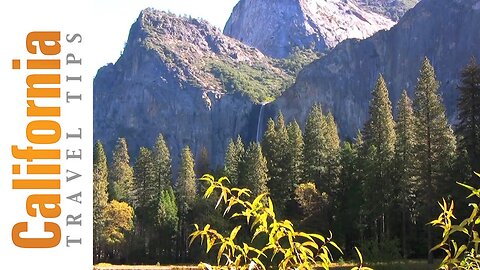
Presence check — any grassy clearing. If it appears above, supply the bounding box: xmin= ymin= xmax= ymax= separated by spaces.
xmin=94 ymin=260 xmax=438 ymax=270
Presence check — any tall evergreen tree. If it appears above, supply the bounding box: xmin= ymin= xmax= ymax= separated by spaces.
xmin=262 ymin=113 xmax=290 ymax=212
xmin=110 ymin=138 xmax=134 ymax=204
xmin=133 ymin=147 xmax=158 ymax=259
xmin=335 ymin=141 xmax=362 ymax=252
xmin=413 ymin=58 xmax=456 ymax=263
xmin=177 ymin=146 xmax=197 ymax=214
xmin=153 ymin=134 xmax=173 ymax=193
xmin=238 ymin=142 xmax=269 ymax=197
xmin=93 ymin=140 xmax=109 ymax=262
xmin=157 ymin=186 xmax=179 ymax=262
xmin=456 ymin=57 xmax=480 ymax=172
xmin=176 ymin=146 xmax=197 ymax=261
xmin=324 ymin=112 xmax=341 ymax=192
xmin=362 ymin=74 xmax=396 ymax=242
xmin=287 ymin=120 xmax=304 ymax=187
xmin=303 ymin=104 xmax=328 ymax=189
xmin=134 ymin=147 xmax=157 ymax=215
xmin=224 ymin=136 xmax=245 ymax=186
xmin=394 ymin=90 xmax=417 ymax=258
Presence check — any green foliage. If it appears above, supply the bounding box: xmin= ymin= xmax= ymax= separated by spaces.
xmin=394 ymin=90 xmax=417 ymax=258
xmin=110 ymin=138 xmax=135 ymax=204
xmin=360 ymin=238 xmax=402 ymax=263
xmin=176 ymin=146 xmax=198 ymax=262
xmin=209 ymin=60 xmax=292 ymax=103
xmin=262 ymin=113 xmax=290 ymax=213
xmin=274 ymin=47 xmax=321 ymax=75
xmin=430 ymin=172 xmax=480 ymax=269
xmin=177 ymin=146 xmax=197 ymax=215
xmin=413 ymin=58 xmax=457 ymax=261
xmin=157 ymin=186 xmax=179 ymax=232
xmin=456 ymin=57 xmax=480 ymax=172
xmin=362 ymin=75 xmax=396 ymax=228
xmin=190 ymin=175 xmax=369 ymax=270
xmin=303 ymin=104 xmax=328 ymax=188
xmin=153 ymin=134 xmax=173 ymax=192
xmin=324 ymin=112 xmax=342 ymax=192
xmin=238 ymin=142 xmax=269 ymax=197
xmin=224 ymin=136 xmax=245 ymax=186
xmin=134 ymin=147 xmax=158 ymax=215
xmin=335 ymin=142 xmax=363 ymax=251
xmin=157 ymin=186 xmax=179 ymax=261
xmin=286 ymin=120 xmax=305 ymax=186
xmin=395 ymin=90 xmax=417 ymax=203
xmin=93 ymin=140 xmax=109 ymax=260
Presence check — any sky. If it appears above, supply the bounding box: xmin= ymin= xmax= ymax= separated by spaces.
xmin=91 ymin=0 xmax=240 ymax=74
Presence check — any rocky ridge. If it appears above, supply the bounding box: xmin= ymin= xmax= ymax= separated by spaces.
xmin=94 ymin=9 xmax=291 ymax=166
xmin=355 ymin=0 xmax=420 ymax=21
xmin=269 ymin=0 xmax=480 ymax=139
xmin=224 ymin=0 xmax=395 ymax=58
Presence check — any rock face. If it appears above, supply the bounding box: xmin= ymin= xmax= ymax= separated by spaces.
xmin=269 ymin=0 xmax=480 ymax=139
xmin=355 ymin=0 xmax=420 ymax=21
xmin=223 ymin=0 xmax=395 ymax=58
xmin=94 ymin=9 xmax=287 ymax=167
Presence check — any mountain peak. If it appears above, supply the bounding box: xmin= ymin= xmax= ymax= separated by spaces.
xmin=224 ymin=0 xmax=395 ymax=58
xmin=120 ymin=8 xmax=290 ymax=98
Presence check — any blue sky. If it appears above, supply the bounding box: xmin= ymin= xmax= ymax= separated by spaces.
xmin=91 ymin=0 xmax=239 ymax=71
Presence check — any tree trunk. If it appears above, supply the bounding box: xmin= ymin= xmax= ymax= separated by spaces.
xmin=402 ymin=207 xmax=407 ymax=258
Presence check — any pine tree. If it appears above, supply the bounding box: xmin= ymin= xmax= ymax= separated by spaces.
xmin=93 ymin=140 xmax=109 ymax=262
xmin=153 ymin=134 xmax=173 ymax=192
xmin=132 ymin=146 xmax=159 ymax=259
xmin=303 ymin=104 xmax=328 ymax=189
xmin=176 ymin=146 xmax=197 ymax=262
xmin=262 ymin=118 xmax=276 ymax=164
xmin=335 ymin=142 xmax=362 ymax=252
xmin=413 ymin=58 xmax=456 ymax=263
xmin=394 ymin=90 xmax=417 ymax=258
xmin=324 ymin=112 xmax=341 ymax=192
xmin=225 ymin=139 xmax=239 ymax=184
xmin=456 ymin=57 xmax=480 ymax=172
xmin=177 ymin=146 xmax=197 ymax=214
xmin=224 ymin=136 xmax=245 ymax=186
xmin=362 ymin=74 xmax=396 ymax=242
xmin=262 ymin=113 xmax=290 ymax=212
xmin=109 ymin=138 xmax=134 ymax=204
xmin=134 ymin=147 xmax=157 ymax=214
xmin=287 ymin=120 xmax=304 ymax=187
xmin=238 ymin=142 xmax=269 ymax=197
xmin=157 ymin=186 xmax=179 ymax=261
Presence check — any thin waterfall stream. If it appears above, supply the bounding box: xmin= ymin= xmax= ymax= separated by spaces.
xmin=256 ymin=102 xmax=268 ymax=142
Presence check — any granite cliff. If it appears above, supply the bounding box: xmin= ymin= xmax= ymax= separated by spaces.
xmin=224 ymin=0 xmax=395 ymax=58
xmin=269 ymin=0 xmax=480 ymax=139
xmin=94 ymin=9 xmax=293 ymax=166
xmin=355 ymin=0 xmax=420 ymax=21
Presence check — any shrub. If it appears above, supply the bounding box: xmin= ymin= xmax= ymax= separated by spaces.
xmin=430 ymin=171 xmax=480 ymax=269
xmin=189 ymin=175 xmax=370 ymax=270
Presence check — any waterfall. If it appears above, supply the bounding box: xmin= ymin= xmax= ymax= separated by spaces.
xmin=256 ymin=103 xmax=267 ymax=142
